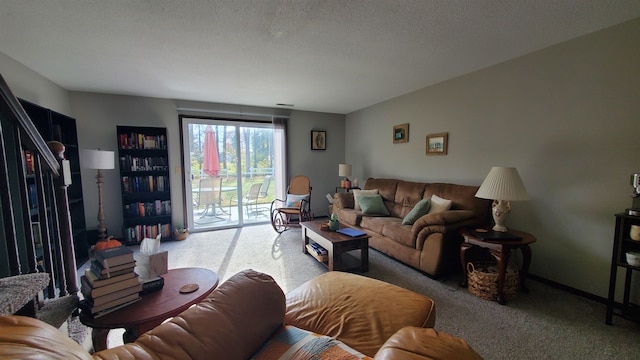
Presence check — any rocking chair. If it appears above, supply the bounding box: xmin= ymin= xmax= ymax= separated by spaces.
xmin=270 ymin=175 xmax=312 ymax=233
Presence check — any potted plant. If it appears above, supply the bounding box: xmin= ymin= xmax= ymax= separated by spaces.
xmin=174 ymin=224 xmax=189 ymax=240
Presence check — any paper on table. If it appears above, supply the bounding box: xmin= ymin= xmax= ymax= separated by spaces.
xmin=140 ymin=234 xmax=161 ymax=254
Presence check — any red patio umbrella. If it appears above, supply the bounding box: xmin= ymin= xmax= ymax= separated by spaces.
xmin=203 ymin=125 xmax=220 ymax=177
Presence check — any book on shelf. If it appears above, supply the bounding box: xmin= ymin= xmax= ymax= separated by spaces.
xmin=309 ymin=242 xmax=327 ymax=255
xmin=94 ymin=245 xmax=135 ymax=268
xmin=79 ymin=294 xmax=141 ymax=317
xmin=84 ymin=268 xmax=137 ymax=288
xmin=139 ymin=276 xmax=165 ymax=295
xmin=90 ymin=259 xmax=135 ymax=278
xmin=80 ymin=274 xmax=141 ymax=298
xmin=82 ymin=282 xmax=143 ymax=307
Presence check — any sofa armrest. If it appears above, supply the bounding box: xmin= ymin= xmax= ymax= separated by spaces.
xmin=412 ymin=210 xmax=478 ymax=250
xmin=374 ymin=327 xmax=483 ymax=360
xmin=333 ymin=192 xmax=354 ymax=211
xmin=0 ymin=315 xmax=93 ymax=360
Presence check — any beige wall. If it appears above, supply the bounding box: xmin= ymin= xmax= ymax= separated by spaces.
xmin=345 ymin=18 xmax=640 ymax=298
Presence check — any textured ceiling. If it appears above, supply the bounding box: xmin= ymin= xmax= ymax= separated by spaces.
xmin=1 ymin=1 xmax=639 ymax=114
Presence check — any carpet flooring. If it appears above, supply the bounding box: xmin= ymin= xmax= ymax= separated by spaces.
xmin=90 ymin=224 xmax=639 ymax=358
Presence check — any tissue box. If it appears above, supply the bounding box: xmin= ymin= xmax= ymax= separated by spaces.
xmin=135 ymin=251 xmax=168 ymax=279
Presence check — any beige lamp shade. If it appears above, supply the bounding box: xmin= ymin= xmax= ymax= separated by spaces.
xmin=475 ymin=167 xmax=529 ymax=232
xmin=338 ymin=163 xmax=352 ymax=178
xmin=82 ymin=149 xmax=115 ymax=170
xmin=475 ymin=167 xmax=529 ymax=201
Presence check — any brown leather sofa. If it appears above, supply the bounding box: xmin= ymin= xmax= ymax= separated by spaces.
xmin=333 ymin=178 xmax=491 ymax=277
xmin=0 ymin=269 xmax=482 ymax=359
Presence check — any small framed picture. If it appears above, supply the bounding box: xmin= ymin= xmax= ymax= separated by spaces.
xmin=393 ymin=123 xmax=409 ymax=144
xmin=426 ymin=132 xmax=448 ymax=155
xmin=311 ymin=130 xmax=326 ymax=150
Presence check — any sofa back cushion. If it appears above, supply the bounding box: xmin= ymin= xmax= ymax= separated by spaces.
xmin=364 ymin=178 xmax=490 ymax=225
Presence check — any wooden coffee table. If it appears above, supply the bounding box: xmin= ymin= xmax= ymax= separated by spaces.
xmin=301 ymin=220 xmax=370 ymax=272
xmin=80 ymin=267 xmax=219 ymax=351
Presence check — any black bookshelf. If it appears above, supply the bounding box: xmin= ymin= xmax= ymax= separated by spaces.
xmin=19 ymin=99 xmax=88 ymax=266
xmin=117 ymin=126 xmax=172 ymax=244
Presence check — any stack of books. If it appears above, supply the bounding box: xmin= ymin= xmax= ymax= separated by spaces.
xmin=306 ymin=242 xmax=328 ymax=262
xmin=79 ymin=246 xmax=142 ymax=318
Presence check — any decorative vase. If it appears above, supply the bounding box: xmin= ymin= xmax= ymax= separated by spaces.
xmin=329 ymin=219 xmax=340 ymax=231
xmin=352 ymin=178 xmax=359 ymax=188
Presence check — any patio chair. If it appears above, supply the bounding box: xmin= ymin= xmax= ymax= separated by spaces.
xmin=196 ymin=176 xmax=224 ymax=220
xmin=270 ymin=175 xmax=312 ymax=233
xmin=257 ymin=175 xmax=272 ymax=200
xmin=229 ymin=182 xmax=263 ymax=219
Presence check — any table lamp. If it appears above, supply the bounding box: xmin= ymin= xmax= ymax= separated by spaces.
xmin=339 ymin=163 xmax=352 ymax=188
xmin=475 ymin=166 xmax=529 ymax=232
xmin=83 ymin=149 xmax=115 ymax=241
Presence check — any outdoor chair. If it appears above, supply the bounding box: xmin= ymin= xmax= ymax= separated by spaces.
xmin=229 ymin=182 xmax=263 ymax=219
xmin=257 ymin=175 xmax=272 ymax=200
xmin=270 ymin=175 xmax=312 ymax=233
xmin=196 ymin=176 xmax=224 ymax=221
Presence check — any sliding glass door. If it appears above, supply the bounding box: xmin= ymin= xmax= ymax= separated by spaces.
xmin=181 ymin=117 xmax=277 ymax=231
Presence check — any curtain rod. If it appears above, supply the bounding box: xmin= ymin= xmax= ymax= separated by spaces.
xmin=176 ymin=107 xmax=290 ymax=119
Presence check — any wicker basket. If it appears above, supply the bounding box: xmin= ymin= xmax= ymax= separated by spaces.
xmin=466 ymin=262 xmax=519 ymax=301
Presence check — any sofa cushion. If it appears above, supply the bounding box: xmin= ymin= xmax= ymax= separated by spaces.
xmin=358 ymin=195 xmax=390 ymax=216
xmin=251 ymin=325 xmax=370 ymax=360
xmin=402 ymin=199 xmax=431 ymax=225
xmin=427 ymin=194 xmax=452 ymax=214
xmin=360 ymin=215 xmax=399 ymax=234
xmin=338 ymin=208 xmax=364 ymax=227
xmin=285 ymin=272 xmax=435 ymax=358
xmin=382 ymin=221 xmax=416 ymax=248
xmin=353 ymin=189 xmax=379 ymax=211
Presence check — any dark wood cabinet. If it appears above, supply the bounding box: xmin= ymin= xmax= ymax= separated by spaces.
xmin=19 ymin=99 xmax=88 ymax=266
xmin=117 ymin=126 xmax=172 ymax=245
xmin=606 ymin=213 xmax=640 ymax=324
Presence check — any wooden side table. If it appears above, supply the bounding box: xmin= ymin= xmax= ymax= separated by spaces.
xmin=80 ymin=267 xmax=219 ymax=351
xmin=459 ymin=228 xmax=536 ymax=305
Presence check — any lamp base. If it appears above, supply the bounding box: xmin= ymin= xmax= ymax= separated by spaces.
xmin=491 ymin=200 xmax=511 ymax=232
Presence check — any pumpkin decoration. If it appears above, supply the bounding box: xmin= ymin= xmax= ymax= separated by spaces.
xmin=94 ymin=236 xmax=122 ymax=251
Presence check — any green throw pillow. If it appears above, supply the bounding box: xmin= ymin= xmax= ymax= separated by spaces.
xmin=402 ymin=199 xmax=431 ymax=225
xmin=358 ymin=195 xmax=390 ymax=216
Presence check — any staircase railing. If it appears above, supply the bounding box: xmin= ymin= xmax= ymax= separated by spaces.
xmin=0 ymin=73 xmax=78 ymax=307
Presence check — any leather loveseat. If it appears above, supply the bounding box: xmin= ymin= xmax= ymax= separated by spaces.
xmin=0 ymin=269 xmax=482 ymax=359
xmin=333 ymin=178 xmax=491 ymax=277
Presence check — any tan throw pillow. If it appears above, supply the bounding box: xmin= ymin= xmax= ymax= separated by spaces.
xmin=427 ymin=194 xmax=452 ymax=214
xmin=352 ymin=189 xmax=379 ymax=211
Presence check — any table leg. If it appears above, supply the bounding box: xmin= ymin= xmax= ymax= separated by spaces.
xmin=329 ymin=246 xmax=338 ymax=271
xmin=302 ymin=228 xmax=309 ymax=253
xmin=91 ymin=328 xmax=109 ymax=352
xmin=520 ymin=245 xmax=532 ymax=293
xmin=459 ymin=244 xmax=472 ymax=287
xmin=490 ymin=249 xmax=509 ymax=305
xmin=360 ymin=239 xmax=369 ymax=272
xmin=122 ymin=326 xmax=139 ymax=344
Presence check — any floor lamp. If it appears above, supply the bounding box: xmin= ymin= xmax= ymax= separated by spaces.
xmin=83 ymin=149 xmax=115 ymax=241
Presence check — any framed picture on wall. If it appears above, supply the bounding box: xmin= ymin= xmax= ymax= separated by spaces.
xmin=393 ymin=123 xmax=409 ymax=143
xmin=426 ymin=132 xmax=448 ymax=155
xmin=311 ymin=130 xmax=326 ymax=150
